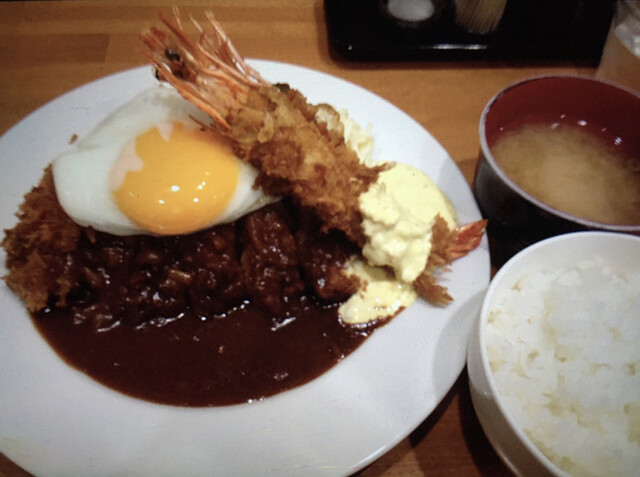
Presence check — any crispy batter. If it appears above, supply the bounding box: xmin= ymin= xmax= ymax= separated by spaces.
xmin=412 ymin=216 xmax=457 ymax=306
xmin=2 ymin=170 xmax=360 ymax=318
xmin=141 ymin=11 xmax=386 ymax=246
xmin=140 ymin=10 xmax=486 ymax=305
xmin=2 ymin=167 xmax=81 ymax=311
xmin=3 ymin=11 xmax=485 ymax=319
xmin=238 ymin=85 xmax=385 ymax=245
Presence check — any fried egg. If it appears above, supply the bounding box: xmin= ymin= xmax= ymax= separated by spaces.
xmin=53 ymin=86 xmax=276 ymax=236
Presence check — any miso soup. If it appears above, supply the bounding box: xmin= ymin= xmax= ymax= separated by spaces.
xmin=491 ymin=122 xmax=640 ymax=226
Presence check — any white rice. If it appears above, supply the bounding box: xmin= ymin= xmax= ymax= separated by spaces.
xmin=486 ymin=258 xmax=640 ymax=476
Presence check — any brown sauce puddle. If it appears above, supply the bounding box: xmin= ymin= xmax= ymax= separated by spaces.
xmin=3 ymin=169 xmax=393 ymax=408
xmin=34 ymin=299 xmax=377 ymax=407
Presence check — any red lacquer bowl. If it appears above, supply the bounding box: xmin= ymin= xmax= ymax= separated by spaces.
xmin=473 ymin=75 xmax=640 ymax=267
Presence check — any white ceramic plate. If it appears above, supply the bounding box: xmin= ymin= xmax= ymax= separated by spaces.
xmin=0 ymin=61 xmax=490 ymax=477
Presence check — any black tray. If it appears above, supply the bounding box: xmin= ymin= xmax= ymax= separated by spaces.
xmin=325 ymin=0 xmax=615 ymax=63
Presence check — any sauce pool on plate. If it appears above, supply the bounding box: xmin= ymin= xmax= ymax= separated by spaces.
xmin=35 ymin=299 xmax=374 ymax=407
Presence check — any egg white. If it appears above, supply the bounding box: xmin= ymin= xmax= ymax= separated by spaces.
xmin=52 ymin=86 xmax=276 ymax=236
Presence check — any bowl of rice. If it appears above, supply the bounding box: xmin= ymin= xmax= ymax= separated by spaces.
xmin=467 ymin=231 xmax=640 ymax=477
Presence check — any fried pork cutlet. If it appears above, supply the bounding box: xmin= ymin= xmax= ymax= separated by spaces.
xmin=2 ymin=167 xmax=360 ymax=322
xmin=2 ymin=167 xmax=81 ymax=312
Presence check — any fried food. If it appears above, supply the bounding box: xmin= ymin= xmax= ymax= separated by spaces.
xmin=140 ymin=9 xmax=486 ymax=306
xmin=141 ymin=11 xmax=385 ymax=246
xmin=2 ymin=167 xmax=360 ymax=320
xmin=2 ymin=167 xmax=81 ymax=312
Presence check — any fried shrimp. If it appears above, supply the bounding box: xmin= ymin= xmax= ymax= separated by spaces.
xmin=140 ymin=9 xmax=385 ymax=246
xmin=140 ymin=9 xmax=486 ymax=306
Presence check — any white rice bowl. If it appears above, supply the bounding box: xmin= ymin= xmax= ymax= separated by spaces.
xmin=467 ymin=232 xmax=640 ymax=477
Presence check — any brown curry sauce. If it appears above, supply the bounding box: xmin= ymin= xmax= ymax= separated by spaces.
xmin=3 ymin=176 xmax=384 ymax=406
xmin=35 ymin=296 xmax=373 ymax=406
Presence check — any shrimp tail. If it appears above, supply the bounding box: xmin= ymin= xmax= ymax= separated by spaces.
xmin=413 ymin=217 xmax=487 ymax=306
xmin=448 ymin=219 xmax=488 ymax=261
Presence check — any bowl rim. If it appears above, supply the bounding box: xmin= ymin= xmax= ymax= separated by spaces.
xmin=476 ymin=231 xmax=640 ymax=476
xmin=479 ymin=74 xmax=640 ymax=233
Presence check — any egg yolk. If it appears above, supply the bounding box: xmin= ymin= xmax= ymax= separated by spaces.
xmin=111 ymin=122 xmax=239 ymax=235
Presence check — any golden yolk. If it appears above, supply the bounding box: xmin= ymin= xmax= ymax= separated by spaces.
xmin=112 ymin=122 xmax=239 ymax=235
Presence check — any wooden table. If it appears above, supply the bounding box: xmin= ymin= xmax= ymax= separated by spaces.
xmin=0 ymin=1 xmax=596 ymax=475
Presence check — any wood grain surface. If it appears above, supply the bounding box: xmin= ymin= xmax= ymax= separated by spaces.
xmin=0 ymin=1 xmax=596 ymax=476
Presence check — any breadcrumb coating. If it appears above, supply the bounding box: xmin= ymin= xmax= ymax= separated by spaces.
xmin=2 ymin=167 xmax=81 ymax=311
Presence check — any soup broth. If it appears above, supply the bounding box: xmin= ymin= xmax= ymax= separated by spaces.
xmin=491 ymin=122 xmax=640 ymax=225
